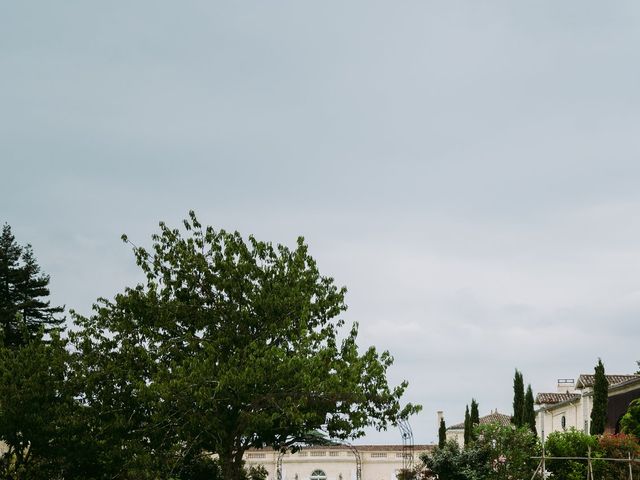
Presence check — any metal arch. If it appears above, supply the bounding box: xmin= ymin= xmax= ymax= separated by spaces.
xmin=275 ymin=441 xmax=362 ymax=480
xmin=342 ymin=441 xmax=362 ymax=480
xmin=277 ymin=450 xmax=285 ymax=480
xmin=398 ymin=418 xmax=415 ymax=472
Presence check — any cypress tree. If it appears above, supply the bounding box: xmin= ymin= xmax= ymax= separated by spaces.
xmin=438 ymin=417 xmax=446 ymax=448
xmin=463 ymin=405 xmax=471 ymax=447
xmin=512 ymin=369 xmax=525 ymax=427
xmin=0 ymin=224 xmax=63 ymax=347
xmin=470 ymin=398 xmax=479 ymax=440
xmin=590 ymin=358 xmax=608 ymax=435
xmin=524 ymin=384 xmax=537 ymax=434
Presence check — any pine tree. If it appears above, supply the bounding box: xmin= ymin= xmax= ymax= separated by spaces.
xmin=590 ymin=358 xmax=608 ymax=435
xmin=524 ymin=384 xmax=536 ymax=434
xmin=512 ymin=369 xmax=525 ymax=427
xmin=438 ymin=417 xmax=446 ymax=448
xmin=463 ymin=405 xmax=471 ymax=447
xmin=0 ymin=224 xmax=63 ymax=347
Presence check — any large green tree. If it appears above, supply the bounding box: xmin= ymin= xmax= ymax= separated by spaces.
xmin=0 ymin=332 xmax=73 ymax=479
xmin=523 ymin=385 xmax=536 ymax=434
xmin=0 ymin=224 xmax=63 ymax=347
xmin=470 ymin=399 xmax=479 ymax=426
xmin=470 ymin=399 xmax=479 ymax=441
xmin=512 ymin=369 xmax=524 ymax=427
xmin=590 ymin=358 xmax=608 ymax=435
xmin=72 ymin=213 xmax=420 ymax=480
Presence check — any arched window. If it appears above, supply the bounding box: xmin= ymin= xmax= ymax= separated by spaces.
xmin=310 ymin=469 xmax=327 ymax=480
xmin=561 ymin=416 xmax=566 ymax=429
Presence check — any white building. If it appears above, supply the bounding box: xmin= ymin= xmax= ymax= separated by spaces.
xmin=535 ymin=374 xmax=640 ymax=441
xmin=243 ymin=444 xmax=433 ymax=480
xmin=445 ymin=410 xmax=512 ymax=447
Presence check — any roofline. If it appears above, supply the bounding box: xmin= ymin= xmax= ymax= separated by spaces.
xmin=576 ymin=374 xmax=640 ymax=389
xmin=608 ymin=375 xmax=640 ymax=392
xmin=535 ymin=395 xmax=581 ymax=412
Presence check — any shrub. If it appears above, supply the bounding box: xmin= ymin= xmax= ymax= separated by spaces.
xmin=598 ymin=433 xmax=640 ymax=480
xmin=420 ymin=424 xmax=540 ymax=480
xmin=544 ymin=429 xmax=597 ymax=480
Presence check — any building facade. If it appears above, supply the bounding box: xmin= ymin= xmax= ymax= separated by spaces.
xmin=445 ymin=410 xmax=512 ymax=447
xmin=535 ymin=374 xmax=640 ymax=441
xmin=243 ymin=444 xmax=433 ymax=480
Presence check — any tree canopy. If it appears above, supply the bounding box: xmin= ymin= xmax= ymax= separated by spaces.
xmin=0 ymin=224 xmax=63 ymax=347
xmin=72 ymin=212 xmax=420 ymax=479
xmin=0 ymin=331 xmax=74 ymax=479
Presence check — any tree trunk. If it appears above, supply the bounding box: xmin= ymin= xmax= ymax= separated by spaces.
xmin=220 ymin=448 xmax=245 ymax=480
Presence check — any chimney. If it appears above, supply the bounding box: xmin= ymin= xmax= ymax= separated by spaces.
xmin=557 ymin=378 xmax=575 ymax=393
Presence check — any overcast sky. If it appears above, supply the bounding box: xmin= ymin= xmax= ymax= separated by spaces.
xmin=3 ymin=1 xmax=640 ymax=445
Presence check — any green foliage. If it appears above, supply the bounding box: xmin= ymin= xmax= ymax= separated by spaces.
xmin=621 ymin=398 xmax=640 ymax=437
xmin=470 ymin=400 xmax=479 ymax=428
xmin=438 ymin=418 xmax=447 ymax=449
xmin=469 ymin=399 xmax=479 ymax=442
xmin=590 ymin=358 xmax=608 ymax=435
xmin=245 ymin=464 xmax=269 ymax=480
xmin=473 ymin=424 xmax=540 ymax=480
xmin=422 ymin=425 xmax=540 ymax=480
xmin=0 ymin=224 xmax=63 ymax=348
xmin=512 ymin=369 xmax=524 ymax=427
xmin=545 ymin=430 xmax=640 ymax=480
xmin=72 ymin=212 xmax=420 ymax=480
xmin=421 ymin=440 xmax=470 ymax=480
xmin=0 ymin=332 xmax=73 ymax=479
xmin=396 ymin=468 xmax=418 ymax=480
xmin=463 ymin=406 xmax=471 ymax=447
xmin=544 ymin=429 xmax=598 ymax=480
xmin=597 ymin=433 xmax=640 ymax=480
xmin=176 ymin=455 xmax=221 ymax=480
xmin=524 ymin=384 xmax=536 ymax=434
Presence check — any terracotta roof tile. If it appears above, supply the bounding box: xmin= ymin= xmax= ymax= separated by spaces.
xmin=448 ymin=411 xmax=511 ymax=430
xmin=576 ymin=374 xmax=640 ymax=389
xmin=535 ymin=392 xmax=580 ymax=405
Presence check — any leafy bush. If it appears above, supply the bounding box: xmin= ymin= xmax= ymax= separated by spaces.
xmin=598 ymin=433 xmax=640 ymax=480
xmin=544 ymin=429 xmax=597 ymax=480
xmin=544 ymin=430 xmax=640 ymax=480
xmin=621 ymin=399 xmax=640 ymax=438
xmin=473 ymin=424 xmax=540 ymax=480
xmin=420 ymin=424 xmax=540 ymax=480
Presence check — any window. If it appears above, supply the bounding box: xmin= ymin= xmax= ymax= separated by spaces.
xmin=310 ymin=469 xmax=327 ymax=480
xmin=561 ymin=416 xmax=566 ymax=429
xmin=371 ymin=453 xmax=387 ymax=458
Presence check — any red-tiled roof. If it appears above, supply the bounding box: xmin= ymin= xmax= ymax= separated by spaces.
xmin=576 ymin=374 xmax=640 ymax=389
xmin=535 ymin=392 xmax=580 ymax=405
xmin=448 ymin=411 xmax=511 ymax=430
